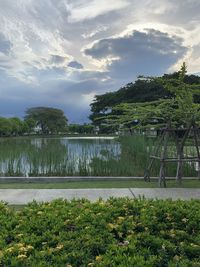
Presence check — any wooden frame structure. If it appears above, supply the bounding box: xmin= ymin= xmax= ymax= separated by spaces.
xmin=144 ymin=121 xmax=200 ymax=187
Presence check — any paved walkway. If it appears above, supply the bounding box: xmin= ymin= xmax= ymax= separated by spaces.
xmin=0 ymin=188 xmax=200 ymax=204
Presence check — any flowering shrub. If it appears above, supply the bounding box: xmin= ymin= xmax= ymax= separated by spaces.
xmin=0 ymin=198 xmax=200 ymax=266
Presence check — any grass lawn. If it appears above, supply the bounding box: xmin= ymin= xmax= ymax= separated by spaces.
xmin=0 ymin=179 xmax=200 ymax=189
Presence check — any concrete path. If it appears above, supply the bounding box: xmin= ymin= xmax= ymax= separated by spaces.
xmin=0 ymin=188 xmax=200 ymax=204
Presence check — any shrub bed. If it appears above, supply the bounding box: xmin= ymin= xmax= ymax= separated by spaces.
xmin=0 ymin=198 xmax=200 ymax=266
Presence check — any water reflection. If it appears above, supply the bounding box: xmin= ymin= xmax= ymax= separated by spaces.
xmin=0 ymin=137 xmax=121 ymax=176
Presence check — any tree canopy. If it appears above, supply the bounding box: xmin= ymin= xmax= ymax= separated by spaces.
xmin=90 ymin=68 xmax=200 ymax=129
xmin=93 ymin=64 xmax=200 ymax=131
xmin=25 ymin=107 xmax=68 ymax=134
xmin=68 ymin=124 xmax=95 ymax=134
xmin=0 ymin=117 xmax=30 ymax=137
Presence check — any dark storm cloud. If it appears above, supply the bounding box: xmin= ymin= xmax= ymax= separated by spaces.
xmin=0 ymin=68 xmax=105 ymax=122
xmin=85 ymin=29 xmax=187 ymax=80
xmin=68 ymin=61 xmax=83 ymax=69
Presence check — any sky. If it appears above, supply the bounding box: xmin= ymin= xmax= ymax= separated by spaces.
xmin=0 ymin=0 xmax=200 ymax=123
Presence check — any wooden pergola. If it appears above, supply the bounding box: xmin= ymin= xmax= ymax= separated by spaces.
xmin=144 ymin=120 xmax=200 ymax=187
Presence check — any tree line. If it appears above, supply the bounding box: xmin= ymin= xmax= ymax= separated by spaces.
xmin=0 ymin=117 xmax=34 ymax=137
xmin=0 ymin=107 xmax=95 ymax=137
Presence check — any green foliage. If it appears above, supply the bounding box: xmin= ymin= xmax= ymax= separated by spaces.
xmin=90 ymin=78 xmax=173 ymax=125
xmin=68 ymin=124 xmax=95 ymax=134
xmin=25 ymin=107 xmax=68 ymax=134
xmin=95 ymin=64 xmax=200 ymax=130
xmin=0 ymin=117 xmax=30 ymax=137
xmin=0 ymin=198 xmax=200 ymax=266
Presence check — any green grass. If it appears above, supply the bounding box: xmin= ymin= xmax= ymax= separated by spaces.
xmin=0 ymin=179 xmax=200 ymax=188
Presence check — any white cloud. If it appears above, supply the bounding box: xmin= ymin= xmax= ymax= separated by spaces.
xmin=66 ymin=0 xmax=130 ymax=23
xmin=0 ymin=0 xmax=200 ymax=122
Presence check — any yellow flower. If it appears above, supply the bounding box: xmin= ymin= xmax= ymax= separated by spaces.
xmin=182 ymin=218 xmax=188 ymax=223
xmin=117 ymin=216 xmax=125 ymax=223
xmin=173 ymin=255 xmax=180 ymax=261
xmin=170 ymin=233 xmax=175 ymax=238
xmin=17 ymin=243 xmax=24 ymax=247
xmin=27 ymin=245 xmax=34 ymax=250
xmin=19 ymin=247 xmax=28 ymax=253
xmin=107 ymin=223 xmax=117 ymax=230
xmin=162 ymin=244 xmax=166 ymax=250
xmin=5 ymin=247 xmax=14 ymax=253
xmin=56 ymin=244 xmax=64 ymax=250
xmin=190 ymin=243 xmax=199 ymax=247
xmin=96 ymin=255 xmax=102 ymax=261
xmin=98 ymin=201 xmax=105 ymax=206
xmin=17 ymin=254 xmax=27 ymax=259
xmin=17 ymin=233 xmax=23 ymax=237
xmin=37 ymin=211 xmax=43 ymax=215
xmin=88 ymin=263 xmax=94 ymax=266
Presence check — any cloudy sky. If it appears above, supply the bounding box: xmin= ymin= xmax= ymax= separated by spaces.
xmin=0 ymin=0 xmax=200 ymax=122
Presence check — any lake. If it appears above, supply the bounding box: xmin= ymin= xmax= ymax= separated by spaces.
xmin=0 ymin=136 xmax=120 ymax=176
xmin=0 ymin=136 xmax=197 ymax=177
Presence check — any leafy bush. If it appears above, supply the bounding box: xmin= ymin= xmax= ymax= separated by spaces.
xmin=0 ymin=198 xmax=200 ymax=266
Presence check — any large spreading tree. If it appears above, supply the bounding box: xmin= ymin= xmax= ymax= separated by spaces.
xmin=94 ymin=63 xmax=200 ymax=132
xmin=90 ymin=68 xmax=200 ymax=131
xmin=25 ymin=107 xmax=68 ymax=134
xmin=96 ymin=63 xmax=200 ymax=186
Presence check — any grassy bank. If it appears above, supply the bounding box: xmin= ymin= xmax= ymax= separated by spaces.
xmin=0 ymin=179 xmax=200 ymax=188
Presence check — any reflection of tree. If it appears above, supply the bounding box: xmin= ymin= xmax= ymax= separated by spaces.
xmin=0 ymin=138 xmax=68 ymax=176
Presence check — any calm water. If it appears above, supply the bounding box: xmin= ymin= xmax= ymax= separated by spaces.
xmin=0 ymin=136 xmax=197 ymax=177
xmin=0 ymin=136 xmax=121 ymax=176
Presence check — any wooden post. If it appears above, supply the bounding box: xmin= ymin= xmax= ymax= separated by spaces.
xmin=145 ymin=120 xmax=199 ymax=187
xmin=193 ymin=124 xmax=200 ymax=179
xmin=158 ymin=129 xmax=169 ymax=188
xmin=175 ymin=123 xmax=192 ymax=185
xmin=144 ymin=132 xmax=164 ymax=182
xmin=176 ymin=145 xmax=183 ymax=185
xmin=159 ymin=160 xmax=166 ymax=188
